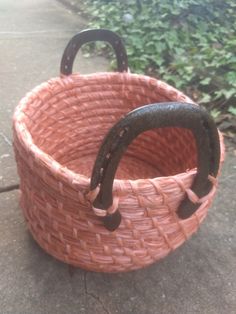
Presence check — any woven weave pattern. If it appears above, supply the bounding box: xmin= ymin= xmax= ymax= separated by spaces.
xmin=13 ymin=72 xmax=224 ymax=272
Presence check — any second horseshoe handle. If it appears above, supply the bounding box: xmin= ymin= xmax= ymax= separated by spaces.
xmin=60 ymin=29 xmax=128 ymax=75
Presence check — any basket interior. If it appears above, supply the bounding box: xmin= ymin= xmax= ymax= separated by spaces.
xmin=24 ymin=74 xmax=197 ymax=180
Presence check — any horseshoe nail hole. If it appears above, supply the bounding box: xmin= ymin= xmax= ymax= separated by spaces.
xmin=122 ymin=61 xmax=126 ymax=66
xmin=67 ymin=56 xmax=70 ymax=61
xmin=119 ymin=129 xmax=126 ymax=137
xmin=110 ymin=140 xmax=119 ymax=153
xmin=100 ymin=168 xmax=104 ymax=176
xmin=64 ymin=65 xmax=68 ymax=69
xmin=119 ymin=127 xmax=129 ymax=137
xmin=106 ymin=153 xmax=111 ymax=159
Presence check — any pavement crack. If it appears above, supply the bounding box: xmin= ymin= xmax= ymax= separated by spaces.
xmin=0 ymin=184 xmax=19 ymax=193
xmin=0 ymin=132 xmax=12 ymax=146
xmin=83 ymin=272 xmax=110 ymax=314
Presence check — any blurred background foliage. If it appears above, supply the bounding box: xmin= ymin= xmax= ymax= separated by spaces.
xmin=82 ymin=0 xmax=236 ymax=137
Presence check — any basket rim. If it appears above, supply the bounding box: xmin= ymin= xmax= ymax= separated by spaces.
xmin=13 ymin=71 xmax=225 ymax=193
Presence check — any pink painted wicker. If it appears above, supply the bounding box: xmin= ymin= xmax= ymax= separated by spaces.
xmin=13 ymin=31 xmax=224 ymax=272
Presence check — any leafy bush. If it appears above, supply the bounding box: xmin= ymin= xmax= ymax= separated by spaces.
xmin=83 ymin=0 xmax=236 ymax=117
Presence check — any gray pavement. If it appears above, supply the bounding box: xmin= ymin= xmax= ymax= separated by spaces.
xmin=0 ymin=0 xmax=236 ymax=313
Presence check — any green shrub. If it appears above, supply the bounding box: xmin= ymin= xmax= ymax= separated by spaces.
xmin=83 ymin=0 xmax=236 ymax=115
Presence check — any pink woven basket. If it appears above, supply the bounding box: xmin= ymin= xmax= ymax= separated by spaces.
xmin=13 ymin=29 xmax=224 ymax=272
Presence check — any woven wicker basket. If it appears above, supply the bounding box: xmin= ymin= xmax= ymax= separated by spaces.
xmin=13 ymin=29 xmax=224 ymax=272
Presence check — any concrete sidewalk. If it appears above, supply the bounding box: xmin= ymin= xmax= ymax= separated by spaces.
xmin=0 ymin=0 xmax=236 ymax=313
